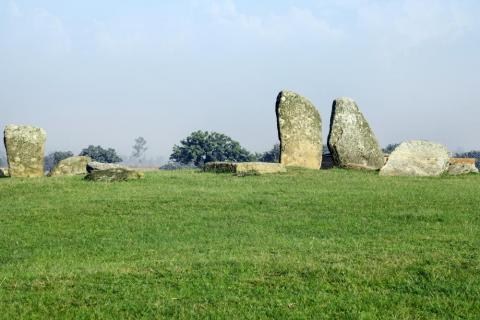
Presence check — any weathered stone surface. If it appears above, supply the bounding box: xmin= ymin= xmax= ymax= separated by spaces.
xmin=327 ymin=98 xmax=384 ymax=170
xmin=48 ymin=156 xmax=91 ymax=177
xmin=4 ymin=125 xmax=46 ymax=177
xmin=276 ymin=91 xmax=322 ymax=169
xmin=0 ymin=168 xmax=8 ymax=177
xmin=448 ymin=158 xmax=479 ymax=175
xmin=380 ymin=140 xmax=449 ymax=177
xmin=86 ymin=162 xmax=123 ymax=172
xmin=85 ymin=162 xmax=144 ymax=182
xmin=204 ymin=162 xmax=286 ymax=174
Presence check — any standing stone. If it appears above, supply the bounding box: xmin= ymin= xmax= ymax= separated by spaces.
xmin=380 ymin=140 xmax=449 ymax=177
xmin=4 ymin=125 xmax=46 ymax=177
xmin=48 ymin=156 xmax=92 ymax=177
xmin=276 ymin=91 xmax=322 ymax=169
xmin=327 ymin=98 xmax=384 ymax=170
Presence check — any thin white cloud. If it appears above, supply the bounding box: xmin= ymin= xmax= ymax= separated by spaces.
xmin=8 ymin=0 xmax=22 ymax=18
xmin=3 ymin=4 xmax=72 ymax=55
xmin=356 ymin=0 xmax=474 ymax=48
xmin=205 ymin=0 xmax=343 ymax=41
xmin=31 ymin=8 xmax=72 ymax=53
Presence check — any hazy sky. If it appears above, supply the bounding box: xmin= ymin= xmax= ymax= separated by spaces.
xmin=1 ymin=0 xmax=479 ymax=160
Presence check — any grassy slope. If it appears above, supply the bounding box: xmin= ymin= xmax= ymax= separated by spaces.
xmin=0 ymin=169 xmax=479 ymax=319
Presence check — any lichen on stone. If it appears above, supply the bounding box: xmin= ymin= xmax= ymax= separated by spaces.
xmin=276 ymin=91 xmax=322 ymax=169
xmin=4 ymin=124 xmax=47 ymax=177
xmin=48 ymin=156 xmax=91 ymax=177
xmin=327 ymin=98 xmax=384 ymax=170
xmin=380 ymin=140 xmax=449 ymax=177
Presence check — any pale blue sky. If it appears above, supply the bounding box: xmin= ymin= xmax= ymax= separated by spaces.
xmin=1 ymin=0 xmax=479 ymax=160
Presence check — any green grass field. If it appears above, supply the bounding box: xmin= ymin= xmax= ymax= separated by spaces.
xmin=0 ymin=169 xmax=479 ymax=319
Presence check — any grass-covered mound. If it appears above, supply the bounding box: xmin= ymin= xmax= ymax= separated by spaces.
xmin=0 ymin=169 xmax=478 ymax=319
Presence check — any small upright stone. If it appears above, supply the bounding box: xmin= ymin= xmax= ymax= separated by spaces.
xmin=4 ymin=125 xmax=47 ymax=177
xmin=327 ymin=98 xmax=384 ymax=170
xmin=48 ymin=156 xmax=91 ymax=177
xmin=380 ymin=140 xmax=449 ymax=177
xmin=276 ymin=91 xmax=322 ymax=169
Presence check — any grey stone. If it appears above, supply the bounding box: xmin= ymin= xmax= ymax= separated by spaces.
xmin=380 ymin=140 xmax=449 ymax=177
xmin=48 ymin=156 xmax=91 ymax=177
xmin=328 ymin=98 xmax=384 ymax=170
xmin=86 ymin=161 xmax=123 ymax=173
xmin=85 ymin=161 xmax=144 ymax=182
xmin=4 ymin=125 xmax=46 ymax=177
xmin=276 ymin=91 xmax=322 ymax=169
xmin=204 ymin=162 xmax=286 ymax=174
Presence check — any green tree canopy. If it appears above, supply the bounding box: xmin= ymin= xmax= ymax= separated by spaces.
xmin=79 ymin=145 xmax=122 ymax=163
xmin=170 ymin=131 xmax=253 ymax=166
xmin=257 ymin=144 xmax=280 ymax=163
xmin=383 ymin=143 xmax=400 ymax=154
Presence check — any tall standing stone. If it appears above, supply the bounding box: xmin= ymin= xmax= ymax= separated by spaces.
xmin=327 ymin=98 xmax=384 ymax=170
xmin=276 ymin=91 xmax=322 ymax=169
xmin=4 ymin=125 xmax=47 ymax=177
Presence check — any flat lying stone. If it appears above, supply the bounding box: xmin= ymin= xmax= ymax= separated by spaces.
xmin=204 ymin=162 xmax=286 ymax=174
xmin=86 ymin=162 xmax=123 ymax=172
xmin=276 ymin=91 xmax=322 ymax=169
xmin=380 ymin=140 xmax=449 ymax=177
xmin=4 ymin=125 xmax=46 ymax=177
xmin=328 ymin=98 xmax=384 ymax=170
xmin=448 ymin=158 xmax=478 ymax=175
xmin=49 ymin=156 xmax=91 ymax=177
xmin=449 ymin=158 xmax=476 ymax=166
xmin=85 ymin=162 xmax=144 ymax=182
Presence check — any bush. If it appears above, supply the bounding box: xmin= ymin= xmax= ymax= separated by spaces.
xmin=170 ymin=131 xmax=254 ymax=167
xmin=257 ymin=144 xmax=280 ymax=163
xmin=159 ymin=162 xmax=198 ymax=171
xmin=383 ymin=143 xmax=400 ymax=154
xmin=79 ymin=145 xmax=122 ymax=163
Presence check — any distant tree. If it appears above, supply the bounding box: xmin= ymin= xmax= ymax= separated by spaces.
xmin=383 ymin=143 xmax=400 ymax=154
xmin=0 ymin=154 xmax=7 ymax=167
xmin=258 ymin=144 xmax=280 ymax=163
xmin=131 ymin=137 xmax=148 ymax=163
xmin=159 ymin=162 xmax=198 ymax=171
xmin=170 ymin=131 xmax=254 ymax=166
xmin=79 ymin=145 xmax=122 ymax=163
xmin=45 ymin=151 xmax=74 ymax=172
xmin=456 ymin=150 xmax=480 ymax=169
